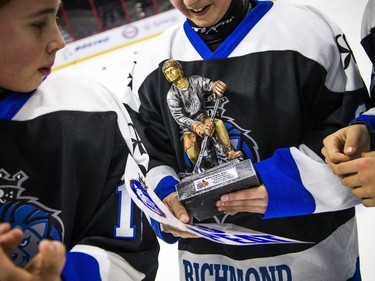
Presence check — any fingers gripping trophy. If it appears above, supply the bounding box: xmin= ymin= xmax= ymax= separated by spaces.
xmin=162 ymin=59 xmax=260 ymax=221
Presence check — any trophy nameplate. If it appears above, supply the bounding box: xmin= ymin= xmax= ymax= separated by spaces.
xmin=176 ymin=159 xmax=260 ymax=221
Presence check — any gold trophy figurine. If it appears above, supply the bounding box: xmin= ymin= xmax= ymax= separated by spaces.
xmin=162 ymin=59 xmax=259 ymax=221
xmin=162 ymin=59 xmax=242 ymax=172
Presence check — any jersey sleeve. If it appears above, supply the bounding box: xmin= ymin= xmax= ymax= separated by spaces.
xmin=60 ymin=77 xmax=159 ymax=280
xmin=63 ymin=246 xmax=148 ymax=281
xmin=352 ymin=108 xmax=375 ymax=129
xmin=254 ymin=10 xmax=371 ymax=219
xmin=255 ymin=146 xmax=361 ymax=219
xmin=122 ymin=54 xmax=182 ymax=243
xmin=350 ymin=108 xmax=375 ymax=149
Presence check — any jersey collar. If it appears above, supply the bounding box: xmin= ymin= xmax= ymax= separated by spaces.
xmin=183 ymin=0 xmax=273 ymax=60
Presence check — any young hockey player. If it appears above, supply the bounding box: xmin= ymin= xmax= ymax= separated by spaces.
xmin=124 ymin=0 xmax=372 ymax=280
xmin=0 ymin=0 xmax=159 ymax=280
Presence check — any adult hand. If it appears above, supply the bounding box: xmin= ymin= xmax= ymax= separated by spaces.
xmin=212 ymin=80 xmax=227 ymax=98
xmin=322 ymin=124 xmax=371 ymax=167
xmin=333 ymin=151 xmax=375 ymax=207
xmin=161 ymin=192 xmax=198 ymax=238
xmin=0 ymin=238 xmax=66 ymax=281
xmin=215 ymin=184 xmax=268 ymax=214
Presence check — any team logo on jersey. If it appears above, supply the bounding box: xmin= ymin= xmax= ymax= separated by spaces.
xmin=0 ymin=169 xmax=64 ymax=267
xmin=215 ymin=96 xmax=259 ymax=162
xmin=336 ymin=34 xmax=356 ymax=70
xmin=128 ymin=122 xmax=147 ymax=156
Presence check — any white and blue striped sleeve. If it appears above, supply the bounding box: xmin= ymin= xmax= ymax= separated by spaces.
xmin=255 ymin=145 xmax=360 ymax=219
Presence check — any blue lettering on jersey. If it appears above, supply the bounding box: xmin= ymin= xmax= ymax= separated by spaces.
xmin=183 ymin=260 xmax=292 ymax=281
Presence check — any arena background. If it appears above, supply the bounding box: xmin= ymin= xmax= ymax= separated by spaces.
xmin=53 ymin=0 xmax=375 ymax=279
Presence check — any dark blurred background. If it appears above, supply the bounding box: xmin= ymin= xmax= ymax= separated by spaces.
xmin=58 ymin=0 xmax=174 ymax=42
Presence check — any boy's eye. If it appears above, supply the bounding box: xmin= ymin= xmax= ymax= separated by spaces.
xmin=33 ymin=21 xmax=47 ymax=29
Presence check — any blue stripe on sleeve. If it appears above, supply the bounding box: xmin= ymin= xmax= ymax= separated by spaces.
xmin=154 ymin=175 xmax=179 ymax=200
xmin=62 ymin=252 xmax=101 ymax=281
xmin=351 ymin=114 xmax=375 ymax=131
xmin=254 ymin=148 xmax=316 ymax=219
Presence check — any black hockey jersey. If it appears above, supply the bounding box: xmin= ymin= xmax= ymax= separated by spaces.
xmin=0 ymin=73 xmax=159 ymax=280
xmin=125 ymin=0 xmax=371 ymax=280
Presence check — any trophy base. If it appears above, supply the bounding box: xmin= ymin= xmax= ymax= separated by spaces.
xmin=176 ymin=159 xmax=260 ymax=221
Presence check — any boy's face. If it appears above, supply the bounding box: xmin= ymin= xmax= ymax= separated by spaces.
xmin=170 ymin=0 xmax=231 ymax=27
xmin=0 ymin=0 xmax=65 ymax=93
